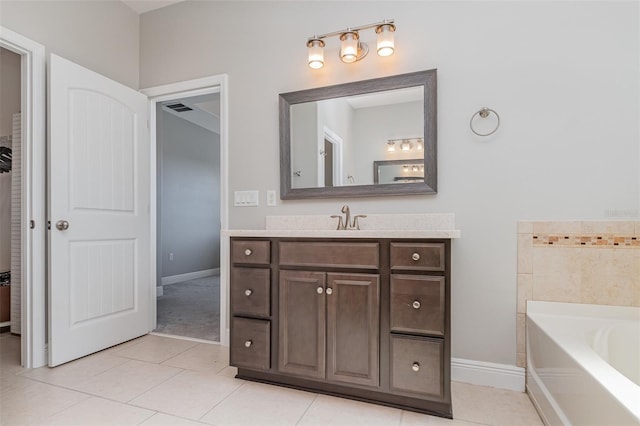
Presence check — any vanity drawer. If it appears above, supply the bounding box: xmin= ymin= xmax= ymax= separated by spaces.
xmin=230 ymin=317 xmax=270 ymax=370
xmin=390 ymin=334 xmax=444 ymax=399
xmin=231 ymin=267 xmax=270 ymax=318
xmin=390 ymin=275 xmax=445 ymax=337
xmin=232 ymin=240 xmax=271 ymax=265
xmin=390 ymin=243 xmax=445 ymax=272
xmin=279 ymin=242 xmax=379 ymax=269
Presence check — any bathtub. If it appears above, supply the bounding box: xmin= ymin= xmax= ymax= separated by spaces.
xmin=526 ymin=301 xmax=640 ymax=426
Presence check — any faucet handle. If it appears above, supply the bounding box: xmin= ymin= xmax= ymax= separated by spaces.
xmin=351 ymin=215 xmax=367 ymax=230
xmin=330 ymin=215 xmax=345 ymax=230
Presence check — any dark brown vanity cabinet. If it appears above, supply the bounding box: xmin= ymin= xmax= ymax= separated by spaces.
xmin=229 ymin=237 xmax=452 ymax=419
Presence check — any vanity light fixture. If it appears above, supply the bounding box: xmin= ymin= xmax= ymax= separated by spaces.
xmin=386 ymin=137 xmax=423 ymax=153
xmin=307 ymin=19 xmax=395 ymax=69
xmin=386 ymin=141 xmax=396 ymax=152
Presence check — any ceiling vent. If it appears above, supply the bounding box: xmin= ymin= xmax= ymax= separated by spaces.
xmin=165 ymin=103 xmax=193 ymax=112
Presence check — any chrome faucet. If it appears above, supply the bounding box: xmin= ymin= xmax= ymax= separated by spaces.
xmin=331 ymin=205 xmax=367 ymax=230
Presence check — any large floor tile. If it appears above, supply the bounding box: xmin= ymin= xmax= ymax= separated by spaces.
xmin=451 ymin=382 xmax=542 ymax=426
xmin=141 ymin=412 xmax=209 ymax=425
xmin=297 ymin=394 xmax=402 ymax=426
xmin=200 ymin=381 xmax=315 ymax=426
xmin=0 ymin=334 xmax=26 ymax=375
xmin=44 ymin=396 xmax=155 ymax=425
xmin=161 ymin=342 xmax=228 ymax=372
xmin=0 ymin=379 xmax=89 ymax=425
xmin=401 ymin=410 xmax=485 ymax=425
xmin=216 ymin=366 xmax=238 ymax=379
xmin=18 ymin=351 xmax=129 ymax=387
xmin=69 ymin=359 xmax=181 ymax=403
xmin=111 ymin=334 xmax=198 ymax=363
xmin=130 ymin=369 xmax=242 ymax=420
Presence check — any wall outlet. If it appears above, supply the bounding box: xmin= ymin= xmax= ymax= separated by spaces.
xmin=234 ymin=190 xmax=259 ymax=206
xmin=169 ymin=252 xmax=174 ymax=261
xmin=267 ymin=190 xmax=277 ymax=206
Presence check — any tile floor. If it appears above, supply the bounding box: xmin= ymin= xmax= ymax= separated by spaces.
xmin=0 ymin=333 xmax=543 ymax=425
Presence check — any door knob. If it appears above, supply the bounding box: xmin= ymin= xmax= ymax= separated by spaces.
xmin=55 ymin=220 xmax=69 ymax=231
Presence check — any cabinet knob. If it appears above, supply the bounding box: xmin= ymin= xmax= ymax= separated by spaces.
xmin=326 ymin=288 xmax=333 ymax=295
xmin=317 ymin=287 xmax=324 ymax=294
xmin=412 ymin=362 xmax=420 ymax=372
xmin=245 ymin=289 xmax=253 ymax=297
xmin=244 ymin=248 xmax=252 ymax=256
xmin=412 ymin=300 xmax=421 ymax=309
xmin=411 ymin=252 xmax=420 ymax=261
xmin=244 ymin=340 xmax=252 ymax=348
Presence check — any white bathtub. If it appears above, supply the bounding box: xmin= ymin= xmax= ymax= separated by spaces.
xmin=526 ymin=301 xmax=640 ymax=426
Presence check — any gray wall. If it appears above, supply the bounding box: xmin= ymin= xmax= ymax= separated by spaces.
xmin=0 ymin=0 xmax=140 ymax=88
xmin=159 ymin=111 xmax=221 ymax=278
xmin=140 ymin=1 xmax=639 ymax=367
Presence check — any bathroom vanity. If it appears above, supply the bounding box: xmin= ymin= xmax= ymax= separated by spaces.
xmin=226 ymin=214 xmax=460 ymax=418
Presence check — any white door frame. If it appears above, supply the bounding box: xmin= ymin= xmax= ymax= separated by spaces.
xmin=141 ymin=75 xmax=230 ymax=346
xmin=0 ymin=26 xmax=47 ymax=368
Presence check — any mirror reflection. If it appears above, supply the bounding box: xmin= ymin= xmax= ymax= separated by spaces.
xmin=290 ymin=86 xmax=423 ymax=189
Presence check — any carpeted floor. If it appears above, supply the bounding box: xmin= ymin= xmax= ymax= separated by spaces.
xmin=155 ymin=275 xmax=220 ymax=342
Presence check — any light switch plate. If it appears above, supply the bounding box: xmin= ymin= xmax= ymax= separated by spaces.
xmin=234 ymin=190 xmax=259 ymax=206
xmin=266 ymin=190 xmax=277 ymax=206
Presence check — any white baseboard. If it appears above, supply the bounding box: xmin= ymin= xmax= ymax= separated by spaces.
xmin=161 ymin=268 xmax=219 ymax=286
xmin=451 ymin=357 xmax=525 ymax=392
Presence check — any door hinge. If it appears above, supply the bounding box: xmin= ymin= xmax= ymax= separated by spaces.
xmin=29 ymin=220 xmax=35 ymax=229
xmin=47 ymin=221 xmax=51 ymax=230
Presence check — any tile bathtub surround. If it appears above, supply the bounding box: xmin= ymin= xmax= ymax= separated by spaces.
xmin=516 ymin=220 xmax=640 ymax=367
xmin=0 ymin=333 xmax=543 ymax=425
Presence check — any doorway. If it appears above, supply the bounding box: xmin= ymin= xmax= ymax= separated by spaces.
xmin=154 ymin=93 xmax=221 ymax=342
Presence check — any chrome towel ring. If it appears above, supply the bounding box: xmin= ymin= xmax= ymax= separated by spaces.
xmin=470 ymin=107 xmax=500 ymax=136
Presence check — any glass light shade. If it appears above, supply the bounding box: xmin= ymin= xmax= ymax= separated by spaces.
xmin=401 ymin=140 xmax=411 ymax=151
xmin=340 ymin=32 xmax=359 ymax=63
xmin=387 ymin=141 xmax=396 ymax=152
xmin=416 ymin=139 xmax=423 ymax=150
xmin=376 ymin=23 xmax=395 ymax=57
xmin=307 ymin=39 xmax=325 ymax=69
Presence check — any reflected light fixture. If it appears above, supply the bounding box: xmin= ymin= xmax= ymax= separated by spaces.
xmin=401 ymin=140 xmax=412 ymax=151
xmin=307 ymin=19 xmax=395 ymax=69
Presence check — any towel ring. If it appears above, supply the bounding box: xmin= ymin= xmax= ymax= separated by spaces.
xmin=470 ymin=107 xmax=500 ymax=136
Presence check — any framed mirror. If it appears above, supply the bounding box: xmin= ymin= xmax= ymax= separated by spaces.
xmin=279 ymin=69 xmax=436 ymax=199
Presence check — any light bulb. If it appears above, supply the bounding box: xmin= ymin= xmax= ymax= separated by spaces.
xmin=307 ymin=39 xmax=325 ymax=69
xmin=376 ymin=23 xmax=395 ymax=57
xmin=340 ymin=31 xmax=359 ymax=63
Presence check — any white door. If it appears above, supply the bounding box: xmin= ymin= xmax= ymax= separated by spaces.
xmin=48 ymin=54 xmax=151 ymax=366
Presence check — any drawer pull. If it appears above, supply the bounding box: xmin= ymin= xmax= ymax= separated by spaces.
xmin=244 ymin=340 xmax=252 ymax=348
xmin=326 ymin=288 xmax=333 ymax=295
xmin=244 ymin=289 xmax=253 ymax=297
xmin=244 ymin=248 xmax=252 ymax=256
xmin=411 ymin=252 xmax=420 ymax=261
xmin=317 ymin=287 xmax=324 ymax=294
xmin=412 ymin=300 xmax=421 ymax=309
xmin=412 ymin=362 xmax=420 ymax=372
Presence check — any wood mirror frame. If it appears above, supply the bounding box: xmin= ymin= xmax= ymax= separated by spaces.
xmin=279 ymin=69 xmax=437 ymax=199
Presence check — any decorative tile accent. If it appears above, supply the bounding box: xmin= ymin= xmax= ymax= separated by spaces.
xmin=532 ymin=233 xmax=639 ymax=248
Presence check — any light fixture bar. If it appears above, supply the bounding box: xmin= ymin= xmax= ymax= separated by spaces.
xmin=308 ymin=19 xmax=395 ymax=43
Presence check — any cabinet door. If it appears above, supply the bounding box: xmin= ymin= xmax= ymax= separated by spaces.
xmin=326 ymin=273 xmax=380 ymax=387
xmin=278 ymin=270 xmax=326 ymax=379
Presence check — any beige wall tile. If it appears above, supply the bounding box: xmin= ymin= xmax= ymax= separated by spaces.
xmin=516 ymin=314 xmax=526 ymax=354
xmin=581 ymin=221 xmax=635 ymax=235
xmin=532 ymin=273 xmax=581 ymax=303
xmin=582 ymin=248 xmax=636 ymax=277
xmin=634 ymin=251 xmax=640 ymax=307
xmin=517 ymin=274 xmax=532 ymax=314
xmin=532 ymin=221 xmax=582 ymax=234
xmin=518 ymin=221 xmax=533 ymax=234
xmin=516 ymin=352 xmax=526 ymax=369
xmin=581 ymin=275 xmax=635 ymax=306
xmin=518 ymin=234 xmax=533 ymax=274
xmin=635 ymin=221 xmax=640 ymax=236
xmin=532 ymin=247 xmax=583 ymax=276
